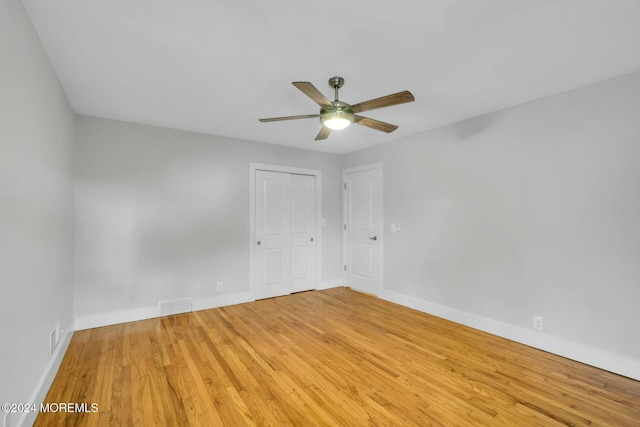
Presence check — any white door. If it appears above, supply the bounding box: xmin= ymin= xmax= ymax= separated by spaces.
xmin=255 ymin=170 xmax=291 ymax=299
xmin=255 ymin=170 xmax=316 ymax=299
xmin=290 ymin=174 xmax=316 ymax=293
xmin=343 ymin=164 xmax=382 ymax=295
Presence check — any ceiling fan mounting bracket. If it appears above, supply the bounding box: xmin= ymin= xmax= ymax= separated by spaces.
xmin=328 ymin=76 xmax=344 ymax=90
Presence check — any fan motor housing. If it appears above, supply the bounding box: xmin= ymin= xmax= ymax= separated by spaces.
xmin=321 ymin=100 xmax=353 ymax=114
xmin=320 ymin=102 xmax=354 ymax=120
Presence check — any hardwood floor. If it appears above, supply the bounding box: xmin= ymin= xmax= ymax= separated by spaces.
xmin=36 ymin=287 xmax=640 ymax=426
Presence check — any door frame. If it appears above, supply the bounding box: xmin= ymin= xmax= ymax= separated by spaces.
xmin=342 ymin=162 xmax=384 ymax=295
xmin=249 ymin=163 xmax=322 ymax=299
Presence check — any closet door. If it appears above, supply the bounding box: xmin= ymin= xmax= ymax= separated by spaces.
xmin=255 ymin=170 xmax=291 ymax=299
xmin=290 ymin=174 xmax=316 ymax=293
xmin=254 ymin=170 xmax=317 ymax=300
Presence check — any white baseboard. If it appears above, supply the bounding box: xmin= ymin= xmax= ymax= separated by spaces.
xmin=317 ymin=279 xmax=342 ymax=290
xmin=74 ymin=283 xmax=343 ymax=331
xmin=73 ymin=283 xmax=343 ymax=331
xmin=75 ymin=292 xmax=256 ymax=331
xmin=75 ymin=305 xmax=160 ymax=331
xmin=192 ymin=291 xmax=253 ymax=312
xmin=16 ymin=320 xmax=74 ymax=427
xmin=380 ymin=289 xmax=640 ymax=381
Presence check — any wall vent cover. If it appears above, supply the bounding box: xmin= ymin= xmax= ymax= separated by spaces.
xmin=158 ymin=297 xmax=193 ymax=316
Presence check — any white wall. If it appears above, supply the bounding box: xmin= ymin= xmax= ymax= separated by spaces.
xmin=344 ymin=72 xmax=640 ymax=374
xmin=73 ymin=116 xmax=343 ymax=326
xmin=0 ymin=0 xmax=75 ymax=424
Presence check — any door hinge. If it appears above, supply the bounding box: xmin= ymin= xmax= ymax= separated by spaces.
xmin=343 ymin=183 xmax=346 ymax=190
xmin=344 ymin=265 xmax=347 ymax=271
xmin=344 ymin=224 xmax=346 ymax=230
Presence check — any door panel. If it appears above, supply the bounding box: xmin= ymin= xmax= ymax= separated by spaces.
xmin=291 ymin=245 xmax=309 ymax=280
xmin=290 ymin=174 xmax=316 ymax=293
xmin=350 ymin=242 xmax=372 ymax=278
xmin=263 ymin=248 xmax=284 ymax=285
xmin=344 ymin=166 xmax=381 ymax=295
xmin=263 ymin=180 xmax=284 ymax=235
xmin=255 ymin=170 xmax=291 ymax=299
xmin=350 ymin=178 xmax=373 ymax=231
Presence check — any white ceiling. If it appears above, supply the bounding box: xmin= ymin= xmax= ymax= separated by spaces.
xmin=21 ymin=0 xmax=640 ymax=154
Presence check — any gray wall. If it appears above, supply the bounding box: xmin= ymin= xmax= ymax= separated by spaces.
xmin=344 ymin=71 xmax=640 ymax=360
xmin=74 ymin=116 xmax=343 ymax=320
xmin=0 ymin=0 xmax=75 ymax=413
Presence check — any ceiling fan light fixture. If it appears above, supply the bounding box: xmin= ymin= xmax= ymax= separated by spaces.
xmin=321 ymin=110 xmax=354 ymax=130
xmin=259 ymin=76 xmax=414 ymax=140
xmin=323 ymin=117 xmax=351 ymax=130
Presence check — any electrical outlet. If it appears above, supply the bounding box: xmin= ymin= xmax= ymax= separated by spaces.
xmin=216 ymin=282 xmax=223 ymax=292
xmin=49 ymin=328 xmax=57 ymax=358
xmin=533 ymin=316 xmax=544 ymax=331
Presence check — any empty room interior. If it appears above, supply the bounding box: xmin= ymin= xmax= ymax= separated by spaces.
xmin=2 ymin=0 xmax=640 ymax=425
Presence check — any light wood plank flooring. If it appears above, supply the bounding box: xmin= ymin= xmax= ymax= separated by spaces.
xmin=36 ymin=287 xmax=640 ymax=426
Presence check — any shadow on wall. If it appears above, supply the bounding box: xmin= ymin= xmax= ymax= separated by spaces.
xmin=450 ymin=113 xmax=498 ymax=141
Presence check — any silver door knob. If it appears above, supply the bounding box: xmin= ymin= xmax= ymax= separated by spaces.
xmin=369 ymin=236 xmax=377 ymax=241
xmin=257 ymin=241 xmax=261 ymax=246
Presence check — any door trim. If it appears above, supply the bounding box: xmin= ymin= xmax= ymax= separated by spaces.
xmin=342 ymin=162 xmax=384 ymax=295
xmin=249 ymin=163 xmax=322 ymax=299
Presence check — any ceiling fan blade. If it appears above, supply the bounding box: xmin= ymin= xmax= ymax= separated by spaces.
xmin=351 ymin=91 xmax=415 ymax=114
xmin=259 ymin=114 xmax=321 ymax=122
xmin=315 ymin=126 xmax=331 ymax=140
xmin=353 ymin=115 xmax=398 ymax=133
xmin=292 ymin=82 xmax=333 ymax=108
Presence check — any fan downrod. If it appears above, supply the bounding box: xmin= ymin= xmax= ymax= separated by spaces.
xmin=329 ymin=76 xmax=344 ymax=101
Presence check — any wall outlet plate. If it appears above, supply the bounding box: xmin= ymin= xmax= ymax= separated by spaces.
xmin=533 ymin=316 xmax=544 ymax=331
xmin=217 ymin=282 xmax=223 ymax=292
xmin=49 ymin=328 xmax=57 ymax=358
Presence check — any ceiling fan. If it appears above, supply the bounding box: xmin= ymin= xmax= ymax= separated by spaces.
xmin=259 ymin=76 xmax=415 ymax=141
